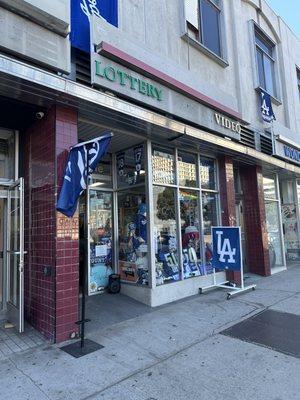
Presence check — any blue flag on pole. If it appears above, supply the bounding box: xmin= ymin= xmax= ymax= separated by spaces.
xmin=70 ymin=0 xmax=118 ymax=53
xmin=260 ymin=89 xmax=276 ymax=123
xmin=57 ymin=133 xmax=112 ymax=217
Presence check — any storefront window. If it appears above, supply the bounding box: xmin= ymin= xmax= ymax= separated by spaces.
xmin=152 ymin=147 xmax=175 ymax=185
xmin=179 ymin=190 xmax=203 ymax=278
xmin=202 ymin=192 xmax=218 ymax=273
xmin=200 ymin=157 xmax=216 ymax=190
xmin=280 ymin=180 xmax=300 ymax=261
xmin=263 ymin=176 xmax=277 ymax=199
xmin=90 ymin=154 xmax=112 ymax=188
xmin=88 ymin=191 xmax=113 ymax=294
xmin=178 ymin=152 xmax=197 ymax=187
xmin=265 ymin=201 xmax=284 ymax=267
xmin=117 ymin=144 xmax=145 ymax=188
xmin=263 ymin=176 xmax=284 ymax=269
xmin=153 ymin=186 xmax=180 ymax=284
xmin=118 ymin=188 xmax=149 ymax=285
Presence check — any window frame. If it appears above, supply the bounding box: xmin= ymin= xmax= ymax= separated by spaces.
xmin=250 ymin=21 xmax=282 ymax=104
xmin=199 ymin=0 xmax=222 ymax=59
xmin=151 ymin=143 xmax=221 ymax=285
xmin=182 ymin=0 xmax=228 ymax=67
xmin=254 ymin=27 xmax=276 ymax=98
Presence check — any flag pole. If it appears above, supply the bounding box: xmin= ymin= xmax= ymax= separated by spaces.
xmin=81 ymin=144 xmax=90 ymax=349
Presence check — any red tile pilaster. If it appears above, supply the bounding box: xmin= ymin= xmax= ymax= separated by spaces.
xmin=218 ymin=156 xmax=240 ymax=284
xmin=55 ymin=106 xmax=79 ymax=343
xmin=241 ymin=165 xmax=270 ymax=276
xmin=24 ymin=105 xmax=79 ymax=343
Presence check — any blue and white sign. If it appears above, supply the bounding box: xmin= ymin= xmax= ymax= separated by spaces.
xmin=70 ymin=0 xmax=118 ymax=53
xmin=56 ymin=133 xmax=112 ymax=217
xmin=212 ymin=227 xmax=241 ymax=271
xmin=260 ymin=89 xmax=276 ymax=123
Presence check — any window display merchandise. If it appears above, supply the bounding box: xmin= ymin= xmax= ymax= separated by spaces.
xmin=179 ymin=190 xmax=205 ymax=278
xmin=263 ymin=176 xmax=284 ymax=269
xmin=88 ymin=191 xmax=113 ymax=294
xmin=153 ymin=186 xmax=180 ymax=284
xmin=82 ymin=141 xmax=221 ymax=296
xmin=118 ymin=191 xmax=149 ymax=285
xmin=280 ymin=180 xmax=300 ymax=261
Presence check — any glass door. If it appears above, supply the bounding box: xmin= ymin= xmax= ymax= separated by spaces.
xmin=6 ymin=178 xmax=25 ymax=332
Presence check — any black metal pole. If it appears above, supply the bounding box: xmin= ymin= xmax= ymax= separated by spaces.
xmin=79 ymin=146 xmax=90 ymax=349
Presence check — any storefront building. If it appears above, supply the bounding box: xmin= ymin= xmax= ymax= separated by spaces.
xmin=0 ymin=0 xmax=300 ymax=342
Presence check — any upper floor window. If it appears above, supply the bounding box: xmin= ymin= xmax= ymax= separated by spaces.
xmin=297 ymin=68 xmax=300 ymax=101
xmin=185 ymin=0 xmax=222 ymax=58
xmin=255 ymin=27 xmax=276 ymax=97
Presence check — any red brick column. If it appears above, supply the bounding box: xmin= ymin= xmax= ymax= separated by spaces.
xmin=218 ymin=156 xmax=240 ymax=284
xmin=241 ymin=165 xmax=270 ymax=276
xmin=24 ymin=105 xmax=79 ymax=342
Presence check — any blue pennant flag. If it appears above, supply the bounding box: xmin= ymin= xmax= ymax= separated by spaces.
xmin=260 ymin=89 xmax=276 ymax=123
xmin=57 ymin=133 xmax=113 ymax=217
xmin=70 ymin=0 xmax=118 ymax=53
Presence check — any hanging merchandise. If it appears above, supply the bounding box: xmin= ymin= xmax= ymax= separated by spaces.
xmin=133 ymin=145 xmax=143 ymax=173
xmin=136 ymin=202 xmax=147 ymax=242
xmin=117 ymin=152 xmax=125 ymax=176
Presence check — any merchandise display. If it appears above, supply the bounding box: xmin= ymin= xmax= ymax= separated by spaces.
xmin=118 ymin=192 xmax=149 ymax=285
xmin=88 ymin=191 xmax=113 ymax=294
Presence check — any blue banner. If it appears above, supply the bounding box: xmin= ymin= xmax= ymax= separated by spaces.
xmin=260 ymin=89 xmax=276 ymax=123
xmin=70 ymin=0 xmax=118 ymax=53
xmin=212 ymin=227 xmax=241 ymax=271
xmin=57 ymin=133 xmax=112 ymax=217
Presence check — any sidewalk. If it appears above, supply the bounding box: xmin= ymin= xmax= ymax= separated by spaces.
xmin=1 ymin=266 xmax=300 ymax=400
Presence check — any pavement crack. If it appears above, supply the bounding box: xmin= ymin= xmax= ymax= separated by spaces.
xmin=7 ymin=356 xmax=53 ymax=400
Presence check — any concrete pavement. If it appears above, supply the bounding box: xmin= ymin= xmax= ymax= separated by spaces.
xmin=1 ymin=266 xmax=300 ymax=400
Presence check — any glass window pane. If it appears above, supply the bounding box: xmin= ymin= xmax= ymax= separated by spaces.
xmin=281 ymin=181 xmax=300 ymax=261
xmin=178 ymin=152 xmax=197 ymax=187
xmin=256 ymin=48 xmax=266 ymax=89
xmin=202 ymin=192 xmax=218 ymax=273
xmin=200 ymin=157 xmax=216 ymax=190
xmin=179 ymin=189 xmax=204 ymax=278
xmin=255 ymin=31 xmax=273 ymax=56
xmin=264 ymin=55 xmax=276 ymax=97
xmin=90 ymin=153 xmax=112 ymax=188
xmin=0 ymin=130 xmax=15 ymax=180
xmin=200 ymin=0 xmax=221 ymax=56
xmin=265 ymin=201 xmax=284 ymax=267
xmin=263 ymin=176 xmax=277 ymax=199
xmin=152 ymin=147 xmax=175 ymax=185
xmin=89 ymin=191 xmax=113 ymax=293
xmin=153 ymin=186 xmax=180 ymax=284
xmin=118 ymin=188 xmax=149 ymax=285
xmin=117 ymin=144 xmax=145 ymax=188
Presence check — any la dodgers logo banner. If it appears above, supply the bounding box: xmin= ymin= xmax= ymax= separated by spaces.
xmin=212 ymin=227 xmax=241 ymax=272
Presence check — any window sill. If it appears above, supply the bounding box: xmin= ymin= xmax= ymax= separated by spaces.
xmin=255 ymin=87 xmax=282 ymax=106
xmin=181 ymin=33 xmax=229 ymax=68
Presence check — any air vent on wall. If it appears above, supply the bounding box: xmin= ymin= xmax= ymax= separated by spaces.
xmin=260 ymin=135 xmax=273 ymax=155
xmin=240 ymin=126 xmax=255 ymax=149
xmin=75 ymin=49 xmax=91 ymax=87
